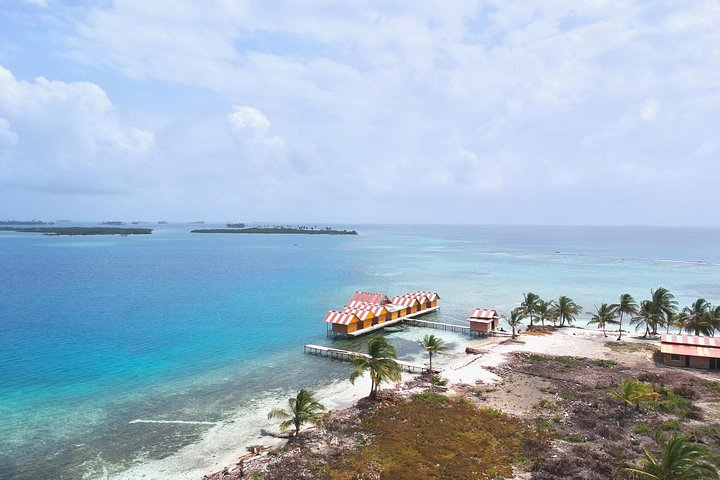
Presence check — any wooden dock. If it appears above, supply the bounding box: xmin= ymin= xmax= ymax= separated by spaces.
xmin=303 ymin=344 xmax=434 ymax=373
xmin=403 ymin=318 xmax=471 ymax=334
xmin=345 ymin=307 xmax=440 ymax=337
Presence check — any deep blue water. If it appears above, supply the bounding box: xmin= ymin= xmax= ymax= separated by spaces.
xmin=1 ymin=224 xmax=719 ymax=479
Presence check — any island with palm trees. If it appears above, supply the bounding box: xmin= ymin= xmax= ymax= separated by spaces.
xmin=191 ymin=225 xmax=358 ymax=235
xmin=204 ymin=286 xmax=720 ymax=480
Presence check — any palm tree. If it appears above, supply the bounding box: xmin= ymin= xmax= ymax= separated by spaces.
xmin=650 ymin=287 xmax=678 ymax=334
xmin=588 ymin=303 xmax=618 ymax=337
xmin=681 ymin=298 xmax=714 ymax=336
xmin=610 ymin=379 xmax=660 ymax=413
xmin=536 ymin=300 xmax=554 ymax=327
xmin=556 ymin=295 xmax=582 ymax=327
xmin=669 ymin=312 xmax=685 ymax=334
xmin=712 ymin=305 xmax=720 ymax=337
xmin=631 ymin=300 xmax=659 ymax=338
xmin=419 ymin=334 xmax=447 ymax=373
xmin=267 ymin=389 xmax=326 ymax=438
xmin=611 ymin=293 xmax=638 ymax=341
xmin=507 ymin=308 xmax=526 ymax=339
xmin=625 ymin=432 xmax=719 ymax=480
xmin=521 ymin=292 xmax=541 ymax=327
xmin=349 ymin=337 xmax=402 ymax=398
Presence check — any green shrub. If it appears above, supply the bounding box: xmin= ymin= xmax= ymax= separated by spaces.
xmin=633 ymin=423 xmax=650 ymax=435
xmin=659 ymin=419 xmax=681 ymax=431
xmin=412 ymin=391 xmax=446 ymax=403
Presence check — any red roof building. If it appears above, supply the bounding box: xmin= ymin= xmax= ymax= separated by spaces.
xmin=467 ymin=308 xmax=500 ymax=334
xmin=660 ymin=333 xmax=720 ymax=370
xmin=348 ymin=291 xmax=390 ymax=305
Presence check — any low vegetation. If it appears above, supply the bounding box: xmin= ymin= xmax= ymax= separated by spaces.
xmin=262 ymin=393 xmax=545 ymax=480
xmin=0 ymin=226 xmax=152 ymax=235
xmin=191 ymin=226 xmax=357 ymax=235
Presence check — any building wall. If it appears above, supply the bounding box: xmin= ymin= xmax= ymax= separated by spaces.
xmin=662 ymin=354 xmax=685 ymax=367
xmin=332 ymin=324 xmax=349 ymax=335
xmin=470 ymin=322 xmax=491 ymax=334
xmin=689 ymin=356 xmax=710 ymax=369
xmin=662 ymin=353 xmax=711 ymax=369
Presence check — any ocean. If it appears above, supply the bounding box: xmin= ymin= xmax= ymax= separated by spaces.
xmin=1 ymin=224 xmax=719 ymax=479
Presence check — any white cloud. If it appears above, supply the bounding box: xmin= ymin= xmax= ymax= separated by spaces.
xmin=640 ymin=99 xmax=659 ymax=121
xmin=2 ymin=1 xmax=719 ymax=223
xmin=0 ymin=64 xmax=154 ymax=193
xmin=0 ymin=118 xmax=17 ymax=145
xmin=228 ymin=106 xmax=283 ymax=149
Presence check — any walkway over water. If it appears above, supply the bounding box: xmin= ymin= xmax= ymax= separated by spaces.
xmin=303 ymin=344 xmax=437 ymax=373
xmin=403 ymin=317 xmax=471 ymax=334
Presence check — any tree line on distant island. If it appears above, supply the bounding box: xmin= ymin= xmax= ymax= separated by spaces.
xmin=193 ymin=225 xmax=358 ymax=235
xmin=0 ymin=219 xmax=54 ymax=225
xmin=0 ymin=226 xmax=152 ymax=236
xmin=506 ymin=287 xmax=720 ymax=339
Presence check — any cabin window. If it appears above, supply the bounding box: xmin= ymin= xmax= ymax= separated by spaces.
xmin=670 ymin=354 xmax=681 ymax=361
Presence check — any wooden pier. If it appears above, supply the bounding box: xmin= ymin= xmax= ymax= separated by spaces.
xmin=303 ymin=344 xmax=434 ymax=373
xmin=344 ymin=307 xmax=440 ymax=337
xmin=403 ymin=318 xmax=471 ymax=334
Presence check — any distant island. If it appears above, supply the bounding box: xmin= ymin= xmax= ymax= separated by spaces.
xmin=101 ymin=221 xmax=125 ymax=225
xmin=226 ymin=222 xmax=246 ymax=228
xmin=192 ymin=225 xmax=358 ymax=235
xmin=158 ymin=221 xmax=168 ymax=224
xmin=0 ymin=227 xmax=153 ymax=236
xmin=0 ymin=219 xmax=54 ymax=225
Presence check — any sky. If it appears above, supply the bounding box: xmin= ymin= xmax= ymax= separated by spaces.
xmin=0 ymin=1 xmax=718 ymax=225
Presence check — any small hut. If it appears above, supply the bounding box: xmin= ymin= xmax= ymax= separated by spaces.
xmin=324 ymin=311 xmax=363 ymax=336
xmin=406 ymin=291 xmax=440 ymax=310
xmin=390 ymin=296 xmax=421 ymax=316
xmin=468 ymin=308 xmax=500 ymax=334
xmin=660 ymin=333 xmax=720 ymax=370
xmin=340 ymin=307 xmax=375 ymax=329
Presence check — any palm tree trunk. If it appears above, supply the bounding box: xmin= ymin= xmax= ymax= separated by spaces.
xmin=618 ymin=313 xmax=623 ymax=340
xmin=603 ymin=324 xmax=607 ymax=337
xmin=429 ymin=352 xmax=433 ymax=372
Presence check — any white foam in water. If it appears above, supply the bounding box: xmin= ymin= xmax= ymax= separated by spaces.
xmin=128 ymin=420 xmax=220 ymax=426
xmin=101 ymin=376 xmax=374 ymax=480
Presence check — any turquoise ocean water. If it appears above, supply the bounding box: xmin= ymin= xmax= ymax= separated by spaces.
xmin=1 ymin=224 xmax=719 ymax=479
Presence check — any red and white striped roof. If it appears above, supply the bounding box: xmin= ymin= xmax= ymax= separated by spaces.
xmin=345 ymin=300 xmax=389 ymax=313
xmin=341 ymin=307 xmax=374 ymax=320
xmin=410 ymin=291 xmax=439 ymax=302
xmin=323 ymin=311 xmax=361 ymax=325
xmin=348 ymin=291 xmax=390 ymax=305
xmin=468 ymin=308 xmax=499 ymax=319
xmin=661 ymin=333 xmax=720 ymax=348
xmin=391 ymin=296 xmax=420 ymax=308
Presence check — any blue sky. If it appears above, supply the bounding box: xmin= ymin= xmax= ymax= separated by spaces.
xmin=0 ymin=1 xmax=718 ymax=225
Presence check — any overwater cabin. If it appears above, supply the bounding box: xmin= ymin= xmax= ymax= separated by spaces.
xmin=340 ymin=307 xmax=374 ymax=329
xmin=468 ymin=308 xmax=500 ymax=334
xmin=324 ymin=311 xmax=364 ymax=335
xmin=348 ymin=291 xmax=390 ymax=305
xmin=405 ymin=291 xmax=440 ymax=310
xmin=390 ymin=296 xmax=421 ymax=315
xmin=660 ymin=333 xmax=720 ymax=370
